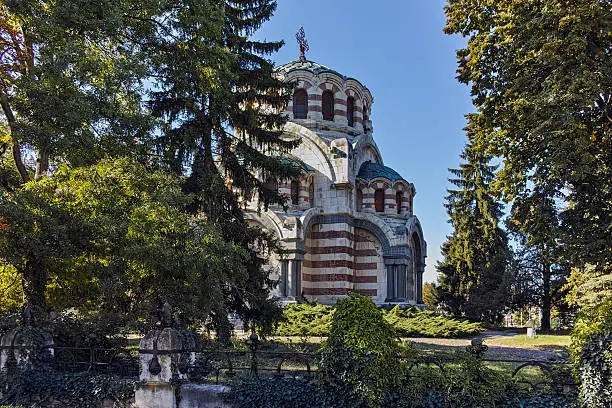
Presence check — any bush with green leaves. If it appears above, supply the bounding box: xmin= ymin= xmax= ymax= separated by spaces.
xmin=225 ymin=377 xmax=366 ymax=408
xmin=274 ymin=302 xmax=334 ymax=336
xmin=0 ymin=368 xmax=135 ymax=407
xmin=273 ymin=302 xmax=484 ymax=339
xmin=384 ymin=306 xmax=485 ymax=338
xmin=578 ymin=332 xmax=612 ymax=408
xmin=569 ymin=298 xmax=612 ymax=407
xmin=319 ymin=293 xmax=402 ymax=407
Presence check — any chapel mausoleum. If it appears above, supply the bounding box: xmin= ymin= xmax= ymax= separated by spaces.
xmin=245 ymin=54 xmax=427 ymax=306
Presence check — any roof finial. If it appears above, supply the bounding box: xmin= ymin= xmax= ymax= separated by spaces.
xmin=296 ymin=27 xmax=309 ymax=62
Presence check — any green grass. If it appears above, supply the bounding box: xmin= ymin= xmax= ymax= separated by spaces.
xmin=491 ymin=334 xmax=570 ymax=348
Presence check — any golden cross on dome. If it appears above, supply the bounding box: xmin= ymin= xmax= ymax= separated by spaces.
xmin=296 ymin=27 xmax=309 ymax=60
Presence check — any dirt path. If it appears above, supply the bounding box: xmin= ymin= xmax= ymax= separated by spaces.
xmin=403 ymin=330 xmax=569 ymax=361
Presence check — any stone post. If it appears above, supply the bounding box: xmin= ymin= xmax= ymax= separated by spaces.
xmin=0 ymin=305 xmax=53 ymax=372
xmin=135 ymin=304 xmax=194 ymax=408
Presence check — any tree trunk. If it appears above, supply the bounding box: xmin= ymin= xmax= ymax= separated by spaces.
xmin=21 ymin=257 xmax=47 ymax=319
xmin=0 ymin=92 xmax=29 ymax=183
xmin=34 ymin=149 xmax=49 ymax=181
xmin=541 ymin=262 xmax=551 ymax=331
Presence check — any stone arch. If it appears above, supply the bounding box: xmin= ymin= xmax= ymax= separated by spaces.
xmin=282 ymin=122 xmax=336 ymax=181
xmin=406 ymin=216 xmax=426 ymax=304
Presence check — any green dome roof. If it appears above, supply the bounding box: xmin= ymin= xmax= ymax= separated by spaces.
xmin=357 ymin=161 xmax=404 ymax=182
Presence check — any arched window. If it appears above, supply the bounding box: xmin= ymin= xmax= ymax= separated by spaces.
xmin=363 ymin=101 xmax=369 ymax=122
xmin=322 ymin=90 xmax=334 ymax=121
xmin=374 ymin=189 xmax=385 ymax=212
xmin=293 ymin=89 xmax=308 ymax=119
xmin=356 ymin=189 xmax=363 ymax=211
xmin=346 ymin=97 xmax=355 ymax=127
xmin=396 ymin=191 xmax=403 ymax=214
xmin=308 ymin=180 xmax=315 ymax=207
xmin=290 ymin=180 xmax=299 ymax=205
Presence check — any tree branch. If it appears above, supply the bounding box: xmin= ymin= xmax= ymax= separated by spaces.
xmin=0 ymin=91 xmax=29 ymax=183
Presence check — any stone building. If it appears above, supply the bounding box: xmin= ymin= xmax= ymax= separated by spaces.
xmin=245 ymin=56 xmax=426 ymax=305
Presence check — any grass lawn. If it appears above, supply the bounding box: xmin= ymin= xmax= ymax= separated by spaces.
xmin=490 ymin=334 xmax=571 ymax=349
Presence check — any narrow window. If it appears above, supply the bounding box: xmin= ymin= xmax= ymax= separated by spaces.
xmin=346 ymin=97 xmax=355 ymax=127
xmin=293 ymin=89 xmax=308 ymax=119
xmin=396 ymin=191 xmax=403 ymax=214
xmin=290 ymin=180 xmax=299 ymax=205
xmin=308 ymin=181 xmax=315 ymax=207
xmin=322 ymin=90 xmax=334 ymax=121
xmin=280 ymin=260 xmax=289 ymax=297
xmin=363 ymin=101 xmax=369 ymax=122
xmin=356 ymin=189 xmax=363 ymax=211
xmin=374 ymin=189 xmax=384 ymax=212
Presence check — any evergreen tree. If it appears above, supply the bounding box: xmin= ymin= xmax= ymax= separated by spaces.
xmin=146 ymin=0 xmax=300 ymax=339
xmin=437 ymin=141 xmax=510 ymax=323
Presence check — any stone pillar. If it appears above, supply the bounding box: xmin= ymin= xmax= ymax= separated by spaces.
xmin=0 ymin=305 xmax=53 ymax=372
xmin=135 ymin=304 xmax=194 ymax=408
xmin=0 ymin=327 xmax=54 ymax=371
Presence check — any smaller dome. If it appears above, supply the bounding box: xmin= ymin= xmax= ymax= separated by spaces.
xmin=357 ymin=161 xmax=404 ymax=182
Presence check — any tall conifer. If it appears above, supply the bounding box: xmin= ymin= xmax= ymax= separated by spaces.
xmin=147 ymin=0 xmax=300 ymax=338
xmin=437 ymin=141 xmax=510 ymax=323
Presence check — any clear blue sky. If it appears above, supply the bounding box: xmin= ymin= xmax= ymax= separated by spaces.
xmin=254 ymin=1 xmax=473 ymax=283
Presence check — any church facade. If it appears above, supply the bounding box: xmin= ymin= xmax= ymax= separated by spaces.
xmin=245 ymin=56 xmax=426 ymax=305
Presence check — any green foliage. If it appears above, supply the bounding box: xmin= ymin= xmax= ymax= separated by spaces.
xmin=0 ymin=158 xmax=249 ymax=328
xmin=577 ymin=332 xmax=612 ymax=408
xmin=444 ymin=0 xmax=612 ymax=308
xmin=570 ymin=299 xmax=612 ymax=407
xmin=319 ymin=294 xmax=402 ymax=406
xmin=226 ymin=377 xmax=366 ymax=408
xmin=570 ymin=298 xmax=612 ymax=359
xmin=436 ymin=142 xmax=511 ymax=323
xmin=273 ymin=302 xmax=484 ymax=339
xmin=422 ymin=282 xmax=440 ymax=310
xmin=384 ymin=306 xmax=484 ymax=338
xmin=273 ymin=302 xmax=334 ymax=336
xmin=0 ymin=368 xmax=135 ymax=408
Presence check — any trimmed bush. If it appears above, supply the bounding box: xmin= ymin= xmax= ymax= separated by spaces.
xmin=274 ymin=302 xmax=333 ymax=336
xmin=384 ymin=306 xmax=485 ymax=338
xmin=273 ymin=302 xmax=484 ymax=338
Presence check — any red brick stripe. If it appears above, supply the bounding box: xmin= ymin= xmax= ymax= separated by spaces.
xmin=303 ymin=260 xmax=377 ymax=270
xmin=303 ymin=288 xmax=377 ymax=296
xmin=302 ymin=273 xmax=377 ymax=283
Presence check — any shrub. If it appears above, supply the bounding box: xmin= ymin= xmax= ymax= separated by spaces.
xmin=578 ymin=332 xmax=612 ymax=408
xmin=570 ymin=298 xmax=612 ymax=408
xmin=274 ymin=302 xmax=333 ymax=336
xmin=0 ymin=368 xmax=135 ymax=408
xmin=274 ymin=302 xmax=485 ymax=339
xmin=226 ymin=377 xmax=366 ymax=408
xmin=319 ymin=293 xmax=402 ymax=407
xmin=383 ymin=306 xmax=485 ymax=338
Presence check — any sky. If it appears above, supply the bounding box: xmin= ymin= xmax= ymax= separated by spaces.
xmin=254 ymin=0 xmax=473 ymax=283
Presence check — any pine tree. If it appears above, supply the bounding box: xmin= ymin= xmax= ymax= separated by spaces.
xmin=437 ymin=141 xmax=510 ymax=323
xmin=146 ymin=0 xmax=300 ymax=339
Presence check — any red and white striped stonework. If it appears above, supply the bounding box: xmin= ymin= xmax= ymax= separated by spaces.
xmin=244 ymin=57 xmax=426 ymax=306
xmin=302 ymin=223 xmax=385 ymax=304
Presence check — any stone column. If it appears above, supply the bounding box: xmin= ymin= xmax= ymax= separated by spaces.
xmin=135 ymin=304 xmax=194 ymax=408
xmin=0 ymin=305 xmax=53 ymax=372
